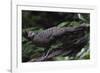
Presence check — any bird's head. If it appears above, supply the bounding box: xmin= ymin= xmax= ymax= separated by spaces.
xmin=28 ymin=31 xmax=36 ymax=38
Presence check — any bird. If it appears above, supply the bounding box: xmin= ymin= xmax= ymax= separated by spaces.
xmin=25 ymin=24 xmax=89 ymax=61
xmin=28 ymin=24 xmax=89 ymax=46
xmin=28 ymin=27 xmax=75 ymax=47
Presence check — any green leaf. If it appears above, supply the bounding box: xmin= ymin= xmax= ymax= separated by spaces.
xmin=57 ymin=22 xmax=69 ymax=27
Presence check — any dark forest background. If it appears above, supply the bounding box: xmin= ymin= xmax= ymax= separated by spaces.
xmin=22 ymin=10 xmax=90 ymax=62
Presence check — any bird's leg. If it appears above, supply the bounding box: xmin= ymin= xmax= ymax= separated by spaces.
xmin=44 ymin=48 xmax=51 ymax=58
xmin=44 ymin=36 xmax=55 ymax=58
xmin=43 ymin=37 xmax=55 ymax=60
xmin=38 ymin=48 xmax=50 ymax=61
xmin=41 ymin=47 xmax=52 ymax=61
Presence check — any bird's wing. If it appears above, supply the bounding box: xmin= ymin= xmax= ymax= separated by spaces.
xmin=51 ymin=27 xmax=75 ymax=37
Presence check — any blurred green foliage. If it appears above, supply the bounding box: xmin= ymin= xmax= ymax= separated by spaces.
xmin=22 ymin=10 xmax=90 ymax=62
